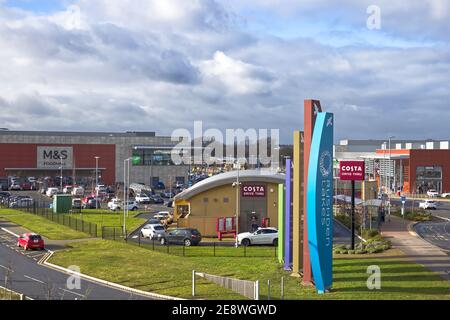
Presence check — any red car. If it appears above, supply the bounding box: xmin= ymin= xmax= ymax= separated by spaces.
xmin=17 ymin=233 xmax=45 ymax=251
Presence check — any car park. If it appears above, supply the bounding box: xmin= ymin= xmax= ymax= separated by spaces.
xmin=140 ymin=224 xmax=166 ymax=239
xmin=159 ymin=228 xmax=202 ymax=246
xmin=17 ymin=233 xmax=45 ymax=251
xmin=237 ymin=228 xmax=279 ymax=246
xmin=427 ymin=189 xmax=439 ymax=197
xmin=419 ymin=199 xmax=437 ymax=210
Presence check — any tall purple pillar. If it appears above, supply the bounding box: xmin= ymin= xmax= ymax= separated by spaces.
xmin=284 ymin=158 xmax=293 ymax=270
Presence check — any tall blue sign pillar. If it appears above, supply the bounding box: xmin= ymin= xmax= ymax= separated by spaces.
xmin=307 ymin=112 xmax=334 ymax=294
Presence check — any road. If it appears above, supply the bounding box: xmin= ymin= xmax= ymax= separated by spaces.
xmin=391 ymin=198 xmax=450 ymax=251
xmin=0 ymin=229 xmax=152 ymax=300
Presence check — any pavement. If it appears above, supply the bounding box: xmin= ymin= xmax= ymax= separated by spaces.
xmin=381 ymin=216 xmax=450 ymax=281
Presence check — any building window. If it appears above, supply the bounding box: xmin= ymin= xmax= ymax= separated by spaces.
xmin=416 ymin=166 xmax=442 ymax=193
xmin=203 ymin=197 xmax=209 ymax=203
xmin=223 ymin=197 xmax=229 ymax=203
xmin=132 ymin=148 xmax=177 ymax=166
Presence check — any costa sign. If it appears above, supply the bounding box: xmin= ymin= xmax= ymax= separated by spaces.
xmin=37 ymin=146 xmax=73 ymax=169
xmin=241 ymin=185 xmax=266 ymax=197
xmin=339 ymin=160 xmax=365 ymax=181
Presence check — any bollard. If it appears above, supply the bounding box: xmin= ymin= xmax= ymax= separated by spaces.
xmin=267 ymin=279 xmax=271 ymax=300
xmin=192 ymin=270 xmax=196 ymax=297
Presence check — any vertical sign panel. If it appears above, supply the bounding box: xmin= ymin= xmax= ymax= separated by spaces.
xmin=307 ymin=112 xmax=334 ymax=294
xmin=278 ymin=183 xmax=285 ymax=264
xmin=284 ymin=159 xmax=293 ymax=271
xmin=292 ymin=131 xmax=304 ymax=275
xmin=303 ymin=99 xmax=322 ymax=284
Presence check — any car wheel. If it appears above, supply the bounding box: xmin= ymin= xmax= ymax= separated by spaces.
xmin=132 ymin=207 xmax=137 ymax=211
xmin=273 ymin=239 xmax=278 ymax=247
xmin=184 ymin=239 xmax=192 ymax=247
xmin=241 ymin=238 xmax=251 ymax=247
xmin=140 ymin=231 xmax=145 ymax=238
xmin=24 ymin=245 xmax=28 ymax=251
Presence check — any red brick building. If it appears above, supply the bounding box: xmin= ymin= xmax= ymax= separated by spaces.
xmin=375 ymin=149 xmax=450 ymax=194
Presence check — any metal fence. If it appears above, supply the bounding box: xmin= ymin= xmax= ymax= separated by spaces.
xmin=102 ymin=227 xmax=279 ymax=258
xmin=1 ymin=202 xmax=98 ymax=238
xmin=193 ymin=270 xmax=259 ymax=300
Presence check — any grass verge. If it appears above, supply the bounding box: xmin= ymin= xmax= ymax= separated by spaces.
xmin=0 ymin=209 xmax=89 ymax=240
xmin=49 ymin=240 xmax=450 ymax=300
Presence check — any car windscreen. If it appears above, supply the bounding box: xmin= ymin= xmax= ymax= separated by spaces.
xmin=190 ymin=230 xmax=200 ymax=235
xmin=153 ymin=226 xmax=165 ymax=231
xmin=29 ymin=235 xmax=42 ymax=241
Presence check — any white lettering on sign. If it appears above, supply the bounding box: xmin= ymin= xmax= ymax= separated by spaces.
xmin=341 ymin=166 xmax=363 ymax=172
xmin=241 ymin=185 xmax=266 ymax=197
xmin=37 ymin=146 xmax=73 ymax=169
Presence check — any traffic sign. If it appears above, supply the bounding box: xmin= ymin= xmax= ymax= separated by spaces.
xmin=401 ymin=196 xmax=406 ymax=204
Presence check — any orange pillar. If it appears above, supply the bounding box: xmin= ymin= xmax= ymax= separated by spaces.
xmin=303 ymin=99 xmax=322 ymax=285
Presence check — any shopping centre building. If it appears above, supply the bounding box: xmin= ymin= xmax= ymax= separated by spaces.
xmin=0 ymin=130 xmax=189 ymax=187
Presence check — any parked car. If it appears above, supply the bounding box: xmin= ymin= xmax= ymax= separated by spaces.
xmin=72 ymin=186 xmax=85 ymax=196
xmin=153 ymin=181 xmax=166 ymax=190
xmin=237 ymin=228 xmax=279 ymax=247
xmin=72 ymin=198 xmax=82 ymax=209
xmin=441 ymin=192 xmax=450 ymax=198
xmin=82 ymin=198 xmax=101 ymax=209
xmin=160 ymin=191 xmax=173 ymax=198
xmin=107 ymin=199 xmax=138 ymax=211
xmin=9 ymin=183 xmax=22 ymax=191
xmin=419 ymin=199 xmax=437 ymax=210
xmin=153 ymin=211 xmax=173 ymax=221
xmin=135 ymin=193 xmax=151 ymax=204
xmin=17 ymin=233 xmax=45 ymax=251
xmin=427 ymin=189 xmax=439 ymax=197
xmin=140 ymin=224 xmax=166 ymax=239
xmin=28 ymin=177 xmax=37 ymax=184
xmin=150 ymin=195 xmax=164 ymax=204
xmin=63 ymin=185 xmax=73 ymax=194
xmin=46 ymin=187 xmax=59 ymax=197
xmin=147 ymin=218 xmax=162 ymax=225
xmin=159 ymin=228 xmax=202 ymax=246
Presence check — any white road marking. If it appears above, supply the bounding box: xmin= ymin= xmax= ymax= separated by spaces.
xmin=59 ymin=288 xmax=85 ymax=299
xmin=0 ymin=264 xmax=14 ymax=273
xmin=24 ymin=275 xmax=45 ymax=284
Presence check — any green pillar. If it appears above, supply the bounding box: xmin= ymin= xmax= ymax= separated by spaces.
xmin=278 ymin=183 xmax=285 ymax=264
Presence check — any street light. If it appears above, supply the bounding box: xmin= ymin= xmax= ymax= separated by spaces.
xmin=123 ymin=158 xmax=132 ymax=236
xmin=95 ymin=156 xmax=100 ymax=209
xmin=233 ymin=161 xmax=242 ymax=248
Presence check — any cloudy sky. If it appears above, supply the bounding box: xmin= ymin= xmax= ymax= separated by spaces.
xmin=0 ymin=0 xmax=449 ymax=143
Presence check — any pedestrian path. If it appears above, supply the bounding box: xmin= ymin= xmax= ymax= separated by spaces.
xmin=381 ymin=216 xmax=450 ymax=281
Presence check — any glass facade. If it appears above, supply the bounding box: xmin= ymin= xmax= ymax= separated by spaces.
xmin=132 ymin=148 xmax=175 ymax=166
xmin=416 ymin=166 xmax=442 ymax=193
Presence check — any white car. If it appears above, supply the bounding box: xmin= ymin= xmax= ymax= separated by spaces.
xmin=427 ymin=189 xmax=439 ymax=197
xmin=63 ymin=186 xmax=73 ymax=194
xmin=72 ymin=187 xmax=84 ymax=196
xmin=46 ymin=187 xmax=59 ymax=197
xmin=135 ymin=193 xmax=150 ymax=204
xmin=237 ymin=228 xmax=278 ymax=246
xmin=419 ymin=200 xmax=437 ymax=210
xmin=153 ymin=211 xmax=172 ymax=220
xmin=441 ymin=192 xmax=450 ymax=198
xmin=107 ymin=199 xmax=138 ymax=211
xmin=140 ymin=224 xmax=166 ymax=239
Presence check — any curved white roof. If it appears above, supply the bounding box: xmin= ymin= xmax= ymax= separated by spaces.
xmin=175 ymin=169 xmax=285 ymax=201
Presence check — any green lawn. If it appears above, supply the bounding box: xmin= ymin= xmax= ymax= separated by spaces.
xmin=0 ymin=209 xmax=89 ymax=240
xmin=0 ymin=288 xmax=21 ymax=300
xmin=49 ymin=240 xmax=450 ymax=300
xmin=71 ymin=209 xmax=147 ymax=235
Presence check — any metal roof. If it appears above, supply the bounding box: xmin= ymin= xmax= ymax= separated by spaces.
xmin=174 ymin=169 xmax=285 ymax=201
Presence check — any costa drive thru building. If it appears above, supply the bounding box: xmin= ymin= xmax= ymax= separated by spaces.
xmin=0 ymin=129 xmax=189 ymax=186
xmin=173 ymin=169 xmax=285 ymax=237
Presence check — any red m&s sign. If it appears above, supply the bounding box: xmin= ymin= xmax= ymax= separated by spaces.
xmin=339 ymin=160 xmax=365 ymax=181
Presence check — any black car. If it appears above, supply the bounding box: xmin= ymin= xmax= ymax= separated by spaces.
xmin=159 ymin=228 xmax=202 ymax=247
xmin=150 ymin=195 xmax=164 ymax=204
xmin=82 ymin=199 xmax=101 ymax=209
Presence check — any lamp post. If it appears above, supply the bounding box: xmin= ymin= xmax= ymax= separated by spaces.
xmin=59 ymin=156 xmax=63 ymax=192
xmin=233 ymin=161 xmax=241 ymax=248
xmin=123 ymin=158 xmax=131 ymax=236
xmin=95 ymin=156 xmax=100 ymax=209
